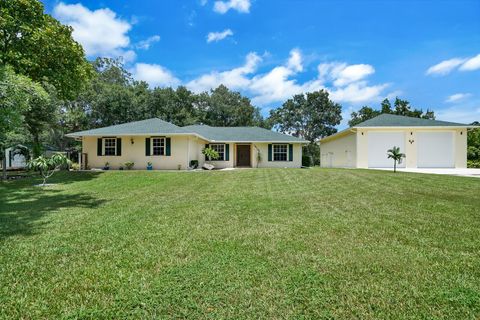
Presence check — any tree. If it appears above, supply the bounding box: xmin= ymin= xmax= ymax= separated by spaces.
xmin=197 ymin=85 xmax=264 ymax=127
xmin=202 ymin=147 xmax=219 ymax=164
xmin=147 ymin=86 xmax=199 ymax=126
xmin=467 ymin=121 xmax=480 ymax=163
xmin=349 ymin=106 xmax=381 ymax=127
xmin=349 ymin=97 xmax=436 ymax=127
xmin=269 ymin=90 xmax=342 ymax=165
xmin=387 ymin=146 xmax=405 ymax=173
xmin=0 ymin=0 xmax=92 ymax=100
xmin=0 ymin=66 xmax=48 ymax=179
xmin=27 ymin=153 xmax=71 ymax=186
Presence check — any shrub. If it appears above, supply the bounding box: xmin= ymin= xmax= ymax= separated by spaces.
xmin=302 ymin=154 xmax=312 ymax=167
xmin=124 ymin=161 xmax=134 ymax=170
xmin=28 ymin=153 xmax=71 ymax=186
xmin=70 ymin=163 xmax=80 ymax=171
xmin=189 ymin=160 xmax=198 ymax=169
xmin=467 ymin=160 xmax=480 ymax=168
xmin=202 ymin=147 xmax=219 ymax=162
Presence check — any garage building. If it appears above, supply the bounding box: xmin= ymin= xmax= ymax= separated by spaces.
xmin=320 ymin=114 xmax=474 ymax=169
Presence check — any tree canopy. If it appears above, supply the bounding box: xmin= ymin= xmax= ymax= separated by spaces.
xmin=0 ymin=0 xmax=92 ymax=100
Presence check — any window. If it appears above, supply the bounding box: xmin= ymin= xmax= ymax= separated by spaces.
xmin=273 ymin=144 xmax=288 ymax=161
xmin=210 ymin=143 xmax=225 ymax=161
xmin=152 ymin=137 xmax=165 ymax=156
xmin=104 ymin=138 xmax=116 ymax=156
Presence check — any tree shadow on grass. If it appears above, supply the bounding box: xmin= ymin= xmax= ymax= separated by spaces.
xmin=0 ymin=172 xmax=106 ymax=240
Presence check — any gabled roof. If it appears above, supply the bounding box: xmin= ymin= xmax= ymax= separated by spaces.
xmin=66 ymin=118 xmax=308 ymax=143
xmin=66 ymin=118 xmax=189 ymax=137
xmin=182 ymin=125 xmax=308 ymax=142
xmin=354 ymin=114 xmax=469 ymax=128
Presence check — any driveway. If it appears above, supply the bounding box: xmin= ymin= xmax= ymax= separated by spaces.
xmin=375 ymin=168 xmax=480 ymax=178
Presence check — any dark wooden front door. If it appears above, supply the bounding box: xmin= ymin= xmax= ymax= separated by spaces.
xmin=236 ymin=145 xmax=251 ymax=167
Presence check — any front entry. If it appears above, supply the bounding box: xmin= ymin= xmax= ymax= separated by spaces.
xmin=236 ymin=144 xmax=251 ymax=167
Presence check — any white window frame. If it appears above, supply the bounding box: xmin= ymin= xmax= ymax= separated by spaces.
xmin=273 ymin=144 xmax=288 ymax=162
xmin=103 ymin=138 xmax=117 ymax=156
xmin=210 ymin=143 xmax=225 ymax=161
xmin=151 ymin=137 xmax=166 ymax=156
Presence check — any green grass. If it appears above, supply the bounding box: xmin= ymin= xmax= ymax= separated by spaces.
xmin=1 ymin=169 xmax=479 ymax=319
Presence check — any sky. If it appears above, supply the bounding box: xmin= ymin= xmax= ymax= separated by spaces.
xmin=43 ymin=0 xmax=480 ymax=128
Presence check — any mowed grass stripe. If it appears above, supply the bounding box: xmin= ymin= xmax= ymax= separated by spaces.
xmin=0 ymin=168 xmax=479 ymax=319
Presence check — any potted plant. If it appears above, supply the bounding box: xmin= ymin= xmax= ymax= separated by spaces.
xmin=124 ymin=161 xmax=134 ymax=170
xmin=201 ymin=147 xmax=219 ymax=170
xmin=119 ymin=165 xmax=124 ymax=170
xmin=147 ymin=162 xmax=153 ymax=170
xmin=103 ymin=162 xmax=110 ymax=170
xmin=189 ymin=160 xmax=199 ymax=169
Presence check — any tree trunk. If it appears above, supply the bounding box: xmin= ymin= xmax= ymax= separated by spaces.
xmin=394 ymin=160 xmax=397 ymax=173
xmin=2 ymin=149 xmax=6 ymax=181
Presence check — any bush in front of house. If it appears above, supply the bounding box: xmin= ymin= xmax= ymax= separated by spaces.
xmin=467 ymin=160 xmax=480 ymax=168
xmin=124 ymin=161 xmax=134 ymax=170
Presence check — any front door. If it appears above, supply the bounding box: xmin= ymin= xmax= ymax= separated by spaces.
xmin=236 ymin=145 xmax=251 ymax=167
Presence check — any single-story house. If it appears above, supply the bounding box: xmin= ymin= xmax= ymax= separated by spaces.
xmin=66 ymin=118 xmax=308 ymax=170
xmin=320 ymin=114 xmax=475 ymax=169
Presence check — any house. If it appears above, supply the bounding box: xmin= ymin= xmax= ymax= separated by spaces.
xmin=66 ymin=118 xmax=308 ymax=170
xmin=319 ymin=114 xmax=475 ymax=169
xmin=4 ymin=147 xmax=27 ymax=169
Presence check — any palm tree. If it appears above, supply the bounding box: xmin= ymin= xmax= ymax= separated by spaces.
xmin=387 ymin=146 xmax=405 ymax=173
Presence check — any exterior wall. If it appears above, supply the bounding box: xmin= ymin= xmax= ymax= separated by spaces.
xmin=255 ymin=143 xmax=302 ymax=168
xmin=82 ymin=136 xmax=303 ymax=169
xmin=320 ymin=132 xmax=357 ymax=168
xmin=356 ymin=128 xmax=467 ymax=169
xmin=83 ymin=135 xmax=191 ymax=170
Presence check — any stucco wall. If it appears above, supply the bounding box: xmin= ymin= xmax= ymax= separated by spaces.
xmin=320 ymin=132 xmax=357 ymax=168
xmin=82 ymin=136 xmax=303 ymax=169
xmin=355 ymin=128 xmax=467 ymax=168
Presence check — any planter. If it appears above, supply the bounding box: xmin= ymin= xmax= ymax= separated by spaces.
xmin=147 ymin=165 xmax=153 ymax=171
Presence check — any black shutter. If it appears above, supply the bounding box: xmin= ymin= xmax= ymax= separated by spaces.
xmin=145 ymin=138 xmax=151 ymax=156
xmin=225 ymin=144 xmax=229 ymax=161
xmin=97 ymin=138 xmax=102 ymax=156
xmin=205 ymin=144 xmax=209 ymax=161
xmin=268 ymin=144 xmax=272 ymax=161
xmin=166 ymin=138 xmax=171 ymax=156
xmin=289 ymin=144 xmax=293 ymax=161
xmin=116 ymin=138 xmax=122 ymax=156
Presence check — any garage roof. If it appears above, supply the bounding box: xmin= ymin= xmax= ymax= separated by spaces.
xmin=354 ymin=114 xmax=469 ymax=128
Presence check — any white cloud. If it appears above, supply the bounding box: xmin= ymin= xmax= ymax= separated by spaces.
xmin=136 ymin=35 xmax=160 ymax=50
xmin=459 ymin=54 xmax=480 ymax=71
xmin=213 ymin=0 xmax=251 ymax=13
xmin=131 ymin=63 xmax=180 ymax=88
xmin=426 ymin=54 xmax=480 ymax=75
xmin=53 ymin=2 xmax=131 ymax=58
xmin=186 ymin=52 xmax=261 ymax=92
xmin=186 ymin=49 xmax=389 ymax=106
xmin=436 ymin=105 xmax=480 ymax=124
xmin=445 ymin=93 xmax=472 ymax=103
xmin=426 ymin=58 xmax=466 ymax=75
xmin=287 ymin=48 xmax=303 ymax=72
xmin=329 ymin=81 xmax=389 ymax=103
xmin=206 ymin=29 xmax=234 ymax=43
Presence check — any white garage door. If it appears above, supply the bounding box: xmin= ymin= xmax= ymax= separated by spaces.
xmin=417 ymin=132 xmax=454 ymax=168
xmin=368 ymin=132 xmax=406 ymax=168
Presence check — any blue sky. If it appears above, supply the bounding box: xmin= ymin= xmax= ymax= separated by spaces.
xmin=44 ymin=0 xmax=480 ymax=128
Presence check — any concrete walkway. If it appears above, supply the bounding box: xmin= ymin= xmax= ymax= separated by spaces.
xmin=375 ymin=168 xmax=480 ymax=178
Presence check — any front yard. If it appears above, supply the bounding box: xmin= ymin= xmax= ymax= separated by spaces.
xmin=0 ymin=169 xmax=479 ymax=319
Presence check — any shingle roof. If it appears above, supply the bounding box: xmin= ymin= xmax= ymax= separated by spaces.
xmin=183 ymin=125 xmax=307 ymax=142
xmin=66 ymin=118 xmax=188 ymax=137
xmin=354 ymin=114 xmax=469 ymax=127
xmin=66 ymin=118 xmax=307 ymax=143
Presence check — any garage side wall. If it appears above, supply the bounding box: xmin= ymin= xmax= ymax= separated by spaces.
xmin=320 ymin=133 xmax=357 ymax=168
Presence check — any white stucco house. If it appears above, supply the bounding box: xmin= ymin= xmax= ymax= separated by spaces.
xmin=66 ymin=118 xmax=308 ymax=170
xmin=320 ymin=114 xmax=475 ymax=169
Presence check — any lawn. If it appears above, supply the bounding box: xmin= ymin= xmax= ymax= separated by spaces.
xmin=0 ymin=168 xmax=479 ymax=319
